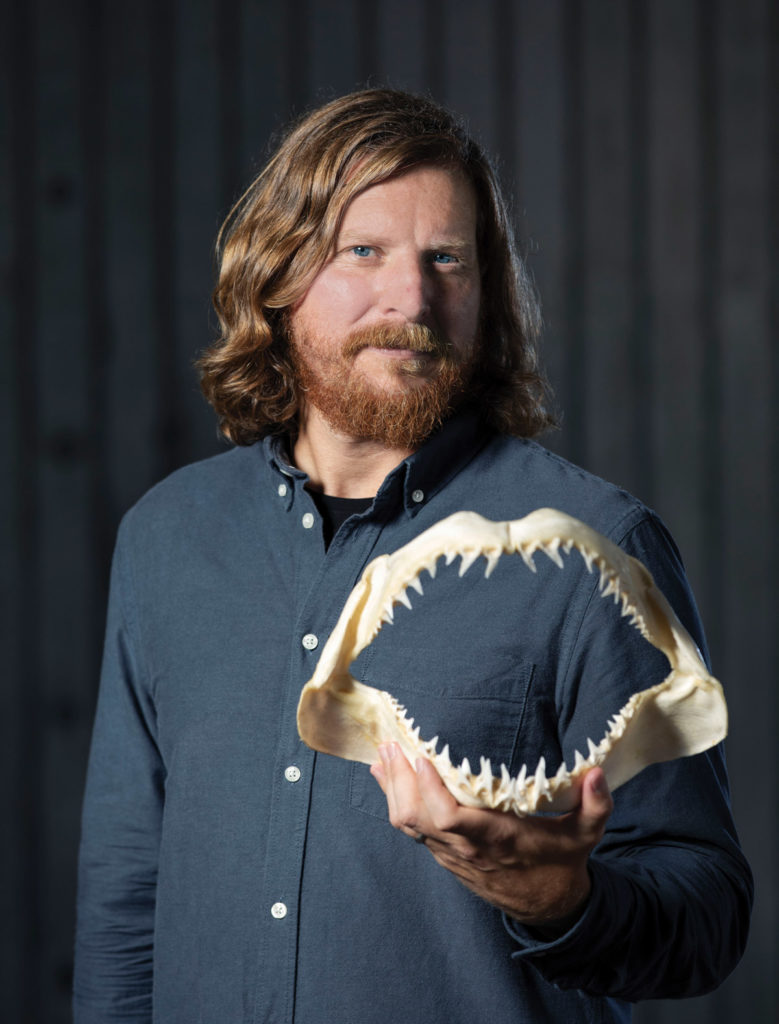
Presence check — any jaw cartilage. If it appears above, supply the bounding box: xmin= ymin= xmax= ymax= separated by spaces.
xmin=296 ymin=509 xmax=727 ymax=816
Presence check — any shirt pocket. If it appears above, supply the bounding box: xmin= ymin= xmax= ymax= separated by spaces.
xmin=348 ymin=662 xmax=536 ymax=821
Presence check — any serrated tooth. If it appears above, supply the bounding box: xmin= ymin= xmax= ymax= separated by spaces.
xmin=600 ymin=575 xmax=617 ymax=598
xmin=424 ymin=735 xmax=439 ymax=755
xmin=544 ymin=543 xmax=564 ymax=568
xmin=458 ymin=549 xmax=480 ymax=577
xmin=426 ymin=559 xmax=438 ymax=579
xmin=554 ymin=761 xmax=569 ymax=782
xmin=395 ymin=588 xmax=413 ymax=610
xmin=408 ymin=575 xmax=424 ymax=596
xmin=574 ymin=749 xmax=585 ymax=769
xmin=479 ymin=756 xmax=492 ymax=780
xmin=484 ymin=551 xmax=501 ymax=578
xmin=437 ymin=744 xmax=451 ymax=770
xmin=381 ymin=607 xmax=394 ymax=625
xmin=444 ymin=549 xmax=457 ymax=566
xmin=500 ymin=763 xmax=512 ymax=785
xmin=460 ymin=757 xmax=472 ymax=777
xmin=515 ymin=764 xmax=528 ymax=791
xmin=520 ymin=548 xmax=538 ymax=573
xmin=587 ymin=737 xmax=598 ymax=759
xmin=534 ymin=757 xmax=547 ymax=793
xmin=562 ymin=539 xmax=574 ymax=554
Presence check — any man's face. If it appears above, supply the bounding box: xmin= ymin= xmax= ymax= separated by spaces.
xmin=287 ymin=164 xmax=482 ymax=448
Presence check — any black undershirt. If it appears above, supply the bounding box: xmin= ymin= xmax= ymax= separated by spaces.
xmin=308 ymin=491 xmax=373 ymax=549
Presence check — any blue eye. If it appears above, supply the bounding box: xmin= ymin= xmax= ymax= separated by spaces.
xmin=351 ymin=245 xmax=373 ymax=257
xmin=432 ymin=252 xmax=457 ymax=264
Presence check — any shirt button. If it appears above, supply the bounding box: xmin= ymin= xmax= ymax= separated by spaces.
xmin=284 ymin=765 xmax=301 ymax=783
xmin=301 ymin=633 xmax=318 ymax=651
xmin=302 ymin=512 xmax=315 ymax=529
xmin=278 ymin=483 xmax=287 ymax=497
xmin=411 ymin=489 xmax=425 ymax=503
xmin=271 ymin=902 xmax=288 ymax=919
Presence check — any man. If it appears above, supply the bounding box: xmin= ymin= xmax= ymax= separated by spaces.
xmin=74 ymin=89 xmax=751 ymax=1023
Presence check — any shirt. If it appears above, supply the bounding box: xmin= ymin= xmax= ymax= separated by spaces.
xmin=73 ymin=410 xmax=752 ymax=1023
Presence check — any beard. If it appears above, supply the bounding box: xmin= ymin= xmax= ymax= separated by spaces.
xmin=289 ymin=321 xmax=479 ymax=449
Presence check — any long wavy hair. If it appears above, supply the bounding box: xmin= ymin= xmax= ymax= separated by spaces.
xmin=200 ymin=88 xmax=557 ymax=443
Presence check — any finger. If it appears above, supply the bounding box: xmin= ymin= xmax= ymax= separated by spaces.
xmin=578 ymin=767 xmax=613 ymax=838
xmin=379 ymin=743 xmax=429 ymax=836
xmin=413 ymin=756 xmax=463 ymax=833
xmin=369 ymin=761 xmax=387 ymax=795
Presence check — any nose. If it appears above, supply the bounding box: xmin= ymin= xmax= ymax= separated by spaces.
xmin=380 ymin=254 xmax=432 ymax=323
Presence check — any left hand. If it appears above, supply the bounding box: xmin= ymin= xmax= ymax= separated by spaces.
xmin=370 ymin=742 xmax=613 ymax=932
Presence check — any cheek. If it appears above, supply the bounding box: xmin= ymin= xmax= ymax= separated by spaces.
xmin=444 ymin=285 xmax=481 ymax=347
xmin=299 ymin=272 xmax=375 ymax=328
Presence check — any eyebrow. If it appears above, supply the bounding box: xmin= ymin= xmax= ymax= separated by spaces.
xmin=337 ymin=231 xmax=476 ymax=258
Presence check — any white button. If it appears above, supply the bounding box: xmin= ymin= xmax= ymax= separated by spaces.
xmin=284 ymin=765 xmax=301 ymax=783
xmin=411 ymin=489 xmax=425 ymax=503
xmin=302 ymin=512 xmax=315 ymax=529
xmin=278 ymin=483 xmax=287 ymax=497
xmin=301 ymin=633 xmax=318 ymax=651
xmin=271 ymin=902 xmax=288 ymax=919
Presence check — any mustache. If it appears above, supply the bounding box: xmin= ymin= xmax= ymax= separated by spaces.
xmin=342 ymin=322 xmax=448 ymax=359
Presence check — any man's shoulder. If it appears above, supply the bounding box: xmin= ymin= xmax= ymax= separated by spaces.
xmin=120 ymin=444 xmax=265 ymax=538
xmin=471 ymin=434 xmax=653 ymax=544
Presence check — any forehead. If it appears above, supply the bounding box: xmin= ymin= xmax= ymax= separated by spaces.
xmin=337 ymin=165 xmax=478 ymax=241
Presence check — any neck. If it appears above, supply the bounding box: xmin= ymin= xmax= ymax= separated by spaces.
xmin=292 ymin=405 xmax=415 ymax=498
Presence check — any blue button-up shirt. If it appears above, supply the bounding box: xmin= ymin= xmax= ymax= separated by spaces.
xmin=74 ymin=411 xmax=751 ymax=1023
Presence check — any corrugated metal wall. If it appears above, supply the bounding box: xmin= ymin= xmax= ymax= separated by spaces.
xmin=1 ymin=1 xmax=775 ymax=1020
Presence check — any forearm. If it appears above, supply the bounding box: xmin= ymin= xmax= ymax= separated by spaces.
xmin=506 ymin=823 xmax=752 ymax=1000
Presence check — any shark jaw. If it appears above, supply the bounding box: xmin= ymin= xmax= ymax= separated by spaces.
xmin=297 ymin=509 xmax=727 ymax=815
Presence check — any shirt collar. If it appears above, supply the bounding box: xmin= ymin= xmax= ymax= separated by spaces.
xmin=262 ymin=407 xmax=491 ymax=518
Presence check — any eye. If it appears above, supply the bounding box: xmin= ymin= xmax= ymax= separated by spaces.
xmin=351 ymin=245 xmax=374 ymax=258
xmin=431 ymin=252 xmax=458 ymax=265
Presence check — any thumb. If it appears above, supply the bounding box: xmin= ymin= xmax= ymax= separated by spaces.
xmin=579 ymin=767 xmax=614 ymax=836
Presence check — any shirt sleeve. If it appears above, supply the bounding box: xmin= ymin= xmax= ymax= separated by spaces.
xmin=503 ymin=511 xmax=753 ymax=1000
xmin=73 ymin=519 xmax=163 ymax=1023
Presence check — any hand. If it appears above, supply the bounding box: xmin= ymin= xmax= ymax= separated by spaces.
xmin=370 ymin=743 xmax=613 ymax=932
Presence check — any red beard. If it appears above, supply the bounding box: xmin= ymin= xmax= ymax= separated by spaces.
xmin=289 ymin=321 xmax=479 ymax=449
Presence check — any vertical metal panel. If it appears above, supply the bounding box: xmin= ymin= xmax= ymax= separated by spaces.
xmin=33 ymin=0 xmax=96 ymax=1015
xmin=309 ymin=0 xmax=361 ymax=100
xmin=442 ymin=0 xmax=499 ymax=154
xmin=150 ymin=0 xmax=182 ymax=477
xmin=493 ymin=0 xmax=519 ymax=202
xmin=697 ymin=0 xmax=725 ymax=653
xmin=647 ymin=0 xmax=705 ymax=587
xmin=581 ymin=1 xmax=635 ymax=490
xmin=514 ymin=0 xmax=567 ymax=434
xmin=717 ymin=0 xmax=776 ymax=1019
xmin=3 ymin=2 xmax=39 ymax=1021
xmin=103 ymin=1 xmax=159 ymax=515
xmin=375 ymin=0 xmax=427 ymax=92
xmin=560 ymin=0 xmax=588 ymax=466
xmin=626 ymin=0 xmax=653 ymax=504
xmin=240 ymin=0 xmax=286 ymax=175
xmin=173 ymin=0 xmax=225 ymax=463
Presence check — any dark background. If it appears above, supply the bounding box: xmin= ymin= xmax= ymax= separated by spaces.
xmin=2 ymin=1 xmax=776 ymax=1021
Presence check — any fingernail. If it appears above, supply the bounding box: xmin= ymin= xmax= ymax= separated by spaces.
xmin=415 ymin=758 xmax=425 ymax=774
xmin=590 ymin=772 xmax=607 ymax=796
xmin=379 ymin=742 xmax=396 ymax=765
